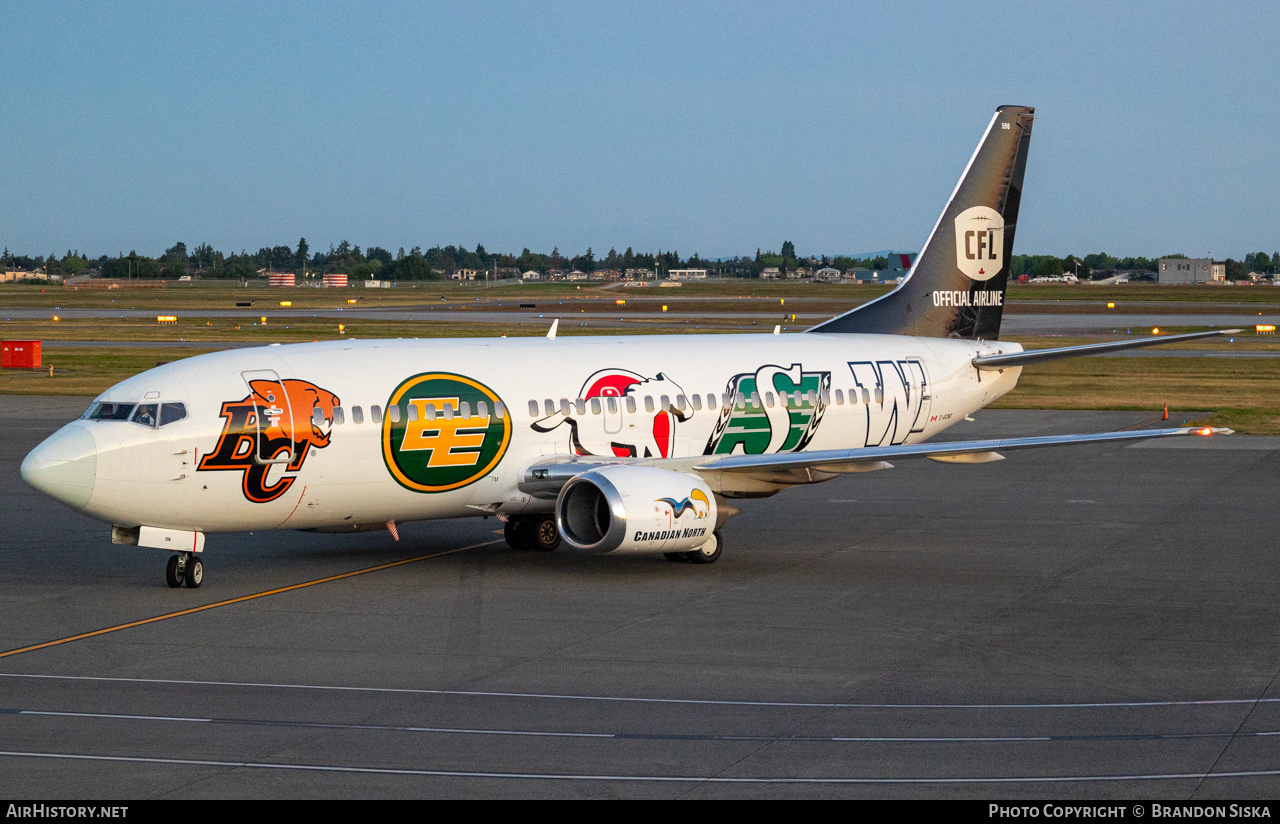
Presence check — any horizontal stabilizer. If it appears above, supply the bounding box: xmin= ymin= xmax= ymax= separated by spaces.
xmin=972 ymin=329 xmax=1241 ymax=370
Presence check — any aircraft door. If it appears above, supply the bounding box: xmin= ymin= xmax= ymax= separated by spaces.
xmin=600 ymin=387 xmax=624 ymax=435
xmin=906 ymin=359 xmax=931 ymax=437
xmin=240 ymin=369 xmax=295 ymax=465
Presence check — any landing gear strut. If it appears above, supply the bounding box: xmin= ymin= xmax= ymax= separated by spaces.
xmin=504 ymin=514 xmax=561 ymax=552
xmin=165 ymin=553 xmax=204 ymax=588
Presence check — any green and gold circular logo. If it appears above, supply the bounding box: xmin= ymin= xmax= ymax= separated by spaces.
xmin=382 ymin=373 xmax=511 ymax=493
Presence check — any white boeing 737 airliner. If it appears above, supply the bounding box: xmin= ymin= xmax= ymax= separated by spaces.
xmin=22 ymin=106 xmax=1234 ymax=588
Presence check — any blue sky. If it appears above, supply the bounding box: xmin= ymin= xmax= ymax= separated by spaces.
xmin=2 ymin=1 xmax=1276 ymax=261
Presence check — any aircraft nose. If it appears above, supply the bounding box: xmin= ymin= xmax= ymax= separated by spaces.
xmin=21 ymin=423 xmax=98 ymax=510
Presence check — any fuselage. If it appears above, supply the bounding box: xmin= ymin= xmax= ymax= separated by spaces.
xmin=23 ymin=331 xmax=1023 ymax=533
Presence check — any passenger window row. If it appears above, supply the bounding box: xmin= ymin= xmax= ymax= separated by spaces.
xmin=312 ymin=402 xmax=508 ymax=427
xmin=524 ymin=387 xmax=877 ymax=417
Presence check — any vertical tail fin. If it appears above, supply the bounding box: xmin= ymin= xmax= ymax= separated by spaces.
xmin=810 ymin=105 xmax=1034 ymax=339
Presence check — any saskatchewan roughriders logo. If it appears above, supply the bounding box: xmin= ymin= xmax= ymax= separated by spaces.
xmin=382 ymin=373 xmax=511 ymax=493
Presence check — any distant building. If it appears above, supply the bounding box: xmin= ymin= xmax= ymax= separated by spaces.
xmin=521 ymin=270 xmax=542 ymax=281
xmin=813 ymin=267 xmax=841 ymax=282
xmin=1212 ymin=262 xmax=1226 ymax=281
xmin=786 ymin=267 xmax=808 ymax=279
xmin=668 ymin=268 xmax=708 ymax=280
xmin=845 ymin=267 xmax=876 ymax=282
xmin=624 ymin=268 xmax=654 ymax=280
xmin=760 ymin=267 xmax=781 ymax=279
xmin=1158 ymin=258 xmax=1212 ymax=284
xmin=322 ymin=273 xmax=348 ymax=287
xmin=566 ymin=270 xmax=589 ymax=281
xmin=1 ymin=271 xmax=59 ymax=282
xmin=885 ymin=252 xmax=917 ymax=274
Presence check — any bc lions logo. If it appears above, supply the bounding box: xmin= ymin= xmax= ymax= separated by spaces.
xmin=197 ymin=379 xmax=340 ymax=503
xmin=532 ymin=368 xmax=692 ymax=458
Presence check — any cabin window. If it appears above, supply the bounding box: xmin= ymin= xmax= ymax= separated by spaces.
xmin=625 ymin=397 xmax=637 ymax=414
xmin=131 ymin=404 xmax=159 ymax=428
xmin=388 ymin=405 xmax=400 ymax=423
xmin=834 ymin=389 xmax=844 ymax=405
xmin=495 ymin=401 xmax=506 ymax=419
xmin=528 ymin=400 xmax=539 ymax=417
xmin=819 ymin=389 xmax=830 ymax=405
xmin=476 ymin=401 xmax=488 ymax=419
xmin=779 ymin=391 xmax=790 ymax=408
xmin=589 ymin=397 xmax=601 ymax=415
xmin=332 ymin=406 xmax=345 ymax=425
xmin=407 ymin=404 xmax=419 ymax=422
xmin=705 ymin=393 xmax=716 ymax=410
xmin=690 ymin=394 xmax=702 ymax=411
xmin=574 ymin=399 xmax=586 ymax=416
xmin=459 ymin=401 xmax=471 ymax=419
xmin=606 ymin=397 xmax=618 ymax=414
xmin=763 ymin=392 xmax=775 ymax=408
xmin=160 ymin=402 xmax=187 ymax=426
xmin=749 ymin=392 xmax=761 ymax=409
xmin=807 ymin=390 xmax=818 ymax=406
xmin=351 ymin=406 xmax=364 ymax=424
xmin=874 ymin=387 xmax=882 ymax=404
xmin=734 ymin=392 xmax=746 ymax=409
xmin=644 ymin=396 xmax=655 ymax=413
xmin=560 ymin=399 xmax=571 ymax=416
xmin=371 ymin=405 xmax=383 ymax=423
xmin=659 ymin=394 xmax=670 ymax=411
xmin=422 ymin=402 xmax=436 ymax=421
xmin=312 ymin=407 xmax=325 ymax=426
xmin=544 ymin=399 xmax=555 ymax=416
xmin=442 ymin=403 xmax=455 ymax=420
xmin=676 ymin=394 xmax=688 ymax=412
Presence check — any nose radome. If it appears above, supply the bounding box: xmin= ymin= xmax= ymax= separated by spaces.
xmin=21 ymin=423 xmax=97 ymax=510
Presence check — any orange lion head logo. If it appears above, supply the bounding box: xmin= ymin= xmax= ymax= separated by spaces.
xmin=248 ymin=379 xmax=341 ymax=450
xmin=198 ymin=378 xmax=341 ymax=503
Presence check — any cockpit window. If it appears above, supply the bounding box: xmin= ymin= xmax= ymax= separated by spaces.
xmin=131 ymin=404 xmax=159 ymax=427
xmin=86 ymin=402 xmax=136 ymax=421
xmin=160 ymin=403 xmax=187 ymax=426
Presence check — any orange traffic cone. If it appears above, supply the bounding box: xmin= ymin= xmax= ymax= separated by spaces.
xmin=1162 ymin=402 xmax=1169 ymax=421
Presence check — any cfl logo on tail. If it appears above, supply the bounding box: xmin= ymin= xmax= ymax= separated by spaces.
xmin=954 ymin=205 xmax=1003 ymax=281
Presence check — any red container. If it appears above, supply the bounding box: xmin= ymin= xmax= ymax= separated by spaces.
xmin=1 ymin=340 xmax=42 ymax=368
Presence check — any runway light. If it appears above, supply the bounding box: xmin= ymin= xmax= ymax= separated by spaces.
xmin=51 ymin=316 xmax=60 ymax=321
xmin=1152 ymin=327 xmax=1160 ymax=334
xmin=1198 ymin=427 xmax=1213 ymax=436
xmin=347 ymin=298 xmax=357 ymax=304
xmin=260 ymin=316 xmax=267 ymax=323
xmin=616 ymin=299 xmax=625 ymax=305
xmin=1256 ymin=324 xmax=1275 ymax=335
xmin=279 ymin=301 xmax=292 ymax=307
xmin=1107 ymin=302 xmax=1115 ymax=308
xmin=156 ymin=315 xmax=177 ymax=323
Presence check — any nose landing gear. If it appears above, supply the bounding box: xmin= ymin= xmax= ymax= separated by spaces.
xmin=165 ymin=553 xmax=204 ymax=588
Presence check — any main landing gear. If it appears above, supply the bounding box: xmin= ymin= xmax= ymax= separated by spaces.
xmin=504 ymin=514 xmax=561 ymax=552
xmin=165 ymin=552 xmax=204 ymax=588
xmin=664 ymin=531 xmax=724 ymax=565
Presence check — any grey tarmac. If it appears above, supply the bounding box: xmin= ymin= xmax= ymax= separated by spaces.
xmin=2 ymin=398 xmax=1278 ymax=799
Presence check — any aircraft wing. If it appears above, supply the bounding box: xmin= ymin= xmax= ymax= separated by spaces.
xmin=521 ymin=426 xmax=1232 ymax=498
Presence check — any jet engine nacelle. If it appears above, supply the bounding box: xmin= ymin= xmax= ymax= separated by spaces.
xmin=555 ymin=465 xmax=718 ymax=554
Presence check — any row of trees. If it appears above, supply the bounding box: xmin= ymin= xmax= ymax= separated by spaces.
xmin=4 ymin=243 xmax=1279 ymax=282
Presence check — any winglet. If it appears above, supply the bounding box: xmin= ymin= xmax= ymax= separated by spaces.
xmin=547 ymin=319 xmax=559 ymax=340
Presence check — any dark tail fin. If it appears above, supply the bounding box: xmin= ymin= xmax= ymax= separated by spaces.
xmin=810 ymin=105 xmax=1034 ymax=340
